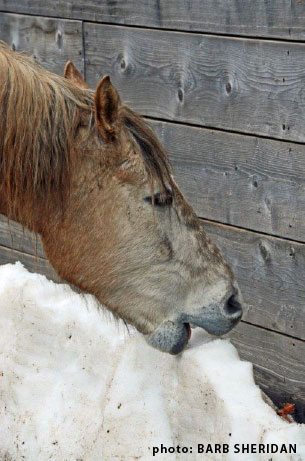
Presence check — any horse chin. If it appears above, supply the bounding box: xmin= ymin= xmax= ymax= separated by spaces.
xmin=145 ymin=320 xmax=191 ymax=355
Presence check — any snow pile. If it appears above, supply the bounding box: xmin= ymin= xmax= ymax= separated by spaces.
xmin=0 ymin=263 xmax=304 ymax=461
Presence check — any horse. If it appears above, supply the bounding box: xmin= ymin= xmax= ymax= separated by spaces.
xmin=0 ymin=41 xmax=243 ymax=354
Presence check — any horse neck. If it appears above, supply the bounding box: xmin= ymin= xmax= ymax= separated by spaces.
xmin=0 ymin=173 xmax=55 ymax=235
xmin=0 ymin=193 xmax=43 ymax=234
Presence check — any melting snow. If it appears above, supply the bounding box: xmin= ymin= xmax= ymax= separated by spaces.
xmin=0 ymin=262 xmax=304 ymax=460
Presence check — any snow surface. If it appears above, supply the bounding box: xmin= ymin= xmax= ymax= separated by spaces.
xmin=0 ymin=262 xmax=304 ymax=461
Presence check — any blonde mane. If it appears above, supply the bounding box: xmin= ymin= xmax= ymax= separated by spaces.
xmin=0 ymin=41 xmax=93 ymax=218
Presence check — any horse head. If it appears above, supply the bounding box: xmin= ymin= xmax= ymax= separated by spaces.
xmin=45 ymin=62 xmax=242 ymax=353
xmin=0 ymin=45 xmax=243 ymax=354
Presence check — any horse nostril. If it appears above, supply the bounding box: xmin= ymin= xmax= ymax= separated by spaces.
xmin=223 ymin=294 xmax=242 ymax=318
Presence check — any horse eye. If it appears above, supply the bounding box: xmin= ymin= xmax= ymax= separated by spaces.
xmin=144 ymin=191 xmax=173 ymax=207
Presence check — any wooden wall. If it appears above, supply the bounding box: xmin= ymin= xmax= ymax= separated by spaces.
xmin=0 ymin=1 xmax=304 ymax=422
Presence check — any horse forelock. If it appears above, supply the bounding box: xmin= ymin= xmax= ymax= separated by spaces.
xmin=121 ymin=107 xmax=174 ymax=195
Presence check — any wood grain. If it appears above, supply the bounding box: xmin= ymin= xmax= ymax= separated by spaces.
xmin=230 ymin=322 xmax=305 ymax=423
xmin=202 ymin=219 xmax=305 ymax=341
xmin=85 ymin=23 xmax=305 ymax=142
xmin=0 ymin=244 xmax=58 ymax=281
xmin=150 ymin=120 xmax=305 ymax=242
xmin=1 ymin=1 xmax=305 ymax=40
xmin=0 ymin=12 xmax=84 ymax=75
xmin=0 ymin=215 xmax=45 ymax=258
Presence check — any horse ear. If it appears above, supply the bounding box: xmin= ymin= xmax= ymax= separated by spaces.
xmin=94 ymin=75 xmax=121 ymax=142
xmin=63 ymin=61 xmax=90 ymax=89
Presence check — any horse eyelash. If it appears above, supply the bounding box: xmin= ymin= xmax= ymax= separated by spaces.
xmin=144 ymin=191 xmax=173 ymax=207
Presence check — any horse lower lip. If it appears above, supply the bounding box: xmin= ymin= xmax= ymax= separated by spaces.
xmin=145 ymin=320 xmax=191 ymax=354
xmin=169 ymin=323 xmax=190 ymax=354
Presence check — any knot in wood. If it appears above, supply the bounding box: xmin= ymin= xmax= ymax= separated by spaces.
xmin=56 ymin=30 xmax=63 ymax=49
xmin=259 ymin=241 xmax=271 ymax=262
xmin=178 ymin=88 xmax=184 ymax=102
xmin=225 ymin=81 xmax=232 ymax=94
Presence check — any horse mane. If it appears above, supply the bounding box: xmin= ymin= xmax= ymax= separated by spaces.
xmin=0 ymin=41 xmax=173 ymax=227
xmin=0 ymin=41 xmax=93 ymax=221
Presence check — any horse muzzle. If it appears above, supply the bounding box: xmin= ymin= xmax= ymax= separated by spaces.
xmin=145 ymin=293 xmax=243 ymax=355
xmin=182 ymin=293 xmax=243 ymax=336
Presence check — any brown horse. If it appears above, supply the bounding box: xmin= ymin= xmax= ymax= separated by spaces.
xmin=0 ymin=42 xmax=243 ymax=354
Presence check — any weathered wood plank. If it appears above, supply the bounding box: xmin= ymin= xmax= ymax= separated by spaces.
xmin=201 ymin=219 xmax=305 ymax=341
xmin=85 ymin=24 xmax=305 ymax=142
xmin=0 ymin=245 xmax=58 ymax=281
xmin=0 ymin=12 xmax=84 ymax=75
xmin=1 ymin=1 xmax=305 ymax=40
xmin=0 ymin=215 xmax=45 ymax=258
xmin=230 ymin=322 xmax=305 ymax=423
xmin=150 ymin=120 xmax=305 ymax=242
